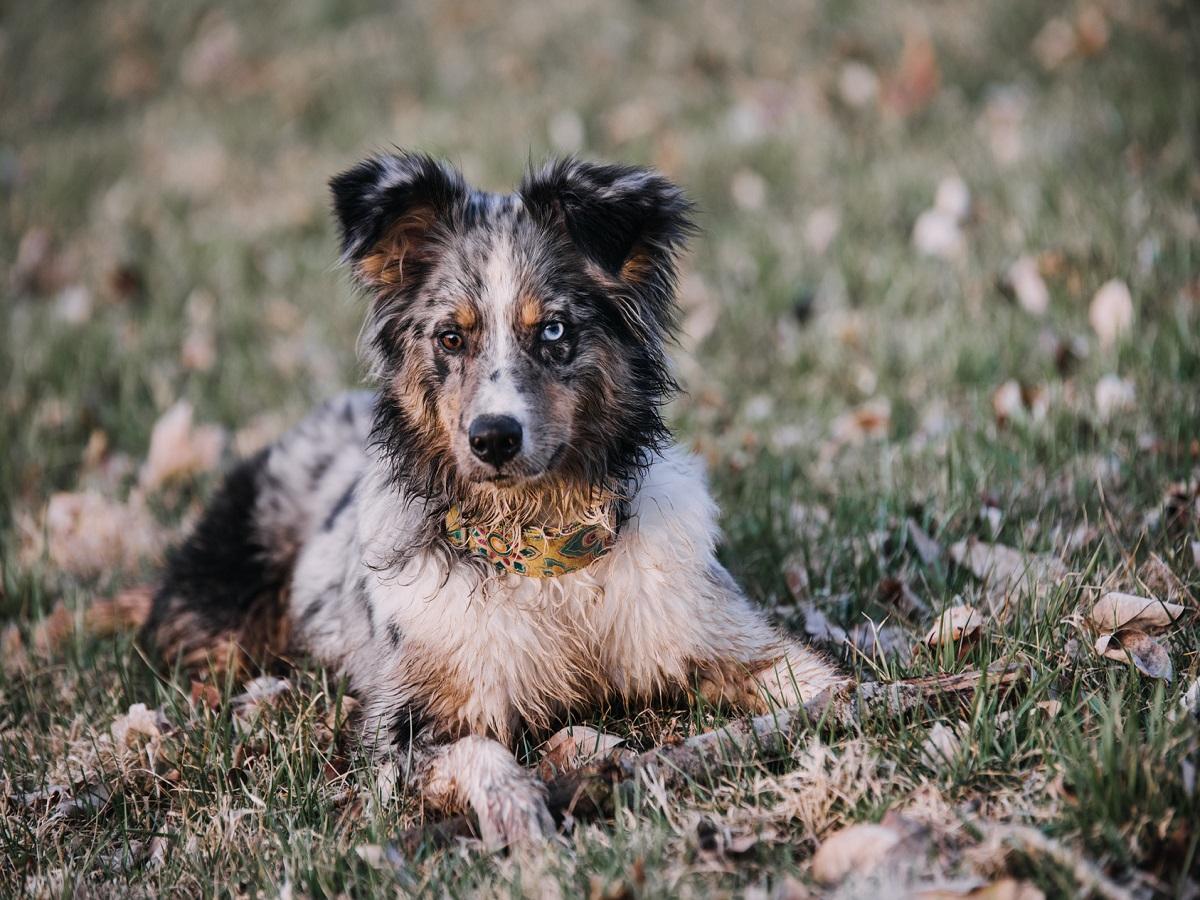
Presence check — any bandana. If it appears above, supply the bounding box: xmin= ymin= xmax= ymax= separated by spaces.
xmin=446 ymin=505 xmax=616 ymax=577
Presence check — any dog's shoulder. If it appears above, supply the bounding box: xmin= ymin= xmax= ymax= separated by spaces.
xmin=618 ymin=445 xmax=721 ymax=561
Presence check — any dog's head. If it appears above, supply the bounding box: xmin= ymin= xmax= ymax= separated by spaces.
xmin=330 ymin=152 xmax=694 ymax=517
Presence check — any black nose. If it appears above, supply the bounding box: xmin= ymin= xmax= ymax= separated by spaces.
xmin=468 ymin=415 xmax=523 ymax=466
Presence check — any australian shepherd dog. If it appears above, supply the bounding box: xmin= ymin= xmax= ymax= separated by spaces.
xmin=144 ymin=152 xmax=844 ymax=847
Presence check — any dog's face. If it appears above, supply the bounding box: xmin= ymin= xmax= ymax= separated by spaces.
xmin=330 ymin=154 xmax=693 ymax=509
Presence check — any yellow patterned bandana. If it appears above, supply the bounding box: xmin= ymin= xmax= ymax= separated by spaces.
xmin=446 ymin=505 xmax=616 ymax=577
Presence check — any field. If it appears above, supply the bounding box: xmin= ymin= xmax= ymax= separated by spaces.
xmin=2 ymin=0 xmax=1199 ymax=896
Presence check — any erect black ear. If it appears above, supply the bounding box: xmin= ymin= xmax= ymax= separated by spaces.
xmin=519 ymin=158 xmax=696 ymax=285
xmin=329 ymin=152 xmax=467 ymax=290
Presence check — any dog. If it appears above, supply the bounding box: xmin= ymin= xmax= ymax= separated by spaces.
xmin=143 ymin=152 xmax=845 ymax=847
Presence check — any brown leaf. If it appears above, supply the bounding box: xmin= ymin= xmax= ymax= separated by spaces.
xmin=1089 ymin=591 xmax=1184 ymax=631
xmin=883 ymin=30 xmax=940 ymax=117
xmin=537 ymin=726 xmax=625 ymax=780
xmin=811 ymin=822 xmax=904 ymax=885
xmin=831 ymin=398 xmax=891 ymax=445
xmin=914 ymin=878 xmax=1045 ymax=900
xmin=923 ymin=605 xmax=983 ymax=647
xmin=1088 ymin=279 xmax=1133 ymax=348
xmin=1004 ymin=256 xmax=1050 ymax=316
xmin=1094 ymin=629 xmax=1173 ymax=680
xmin=950 ymin=539 xmax=1066 ymax=600
xmin=140 ymin=401 xmax=225 ymax=491
xmin=877 ymin=577 xmax=929 ymax=619
xmin=906 ymin=519 xmax=944 ymax=567
xmin=1137 ymin=554 xmax=1192 ymax=605
xmin=43 ymin=491 xmax=164 ymax=578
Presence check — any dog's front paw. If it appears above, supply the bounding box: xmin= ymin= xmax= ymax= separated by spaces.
xmin=472 ymin=780 xmax=555 ymax=850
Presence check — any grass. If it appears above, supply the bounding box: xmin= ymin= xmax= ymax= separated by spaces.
xmin=2 ymin=0 xmax=1199 ymax=896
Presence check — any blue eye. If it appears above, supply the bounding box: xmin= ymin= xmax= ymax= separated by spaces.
xmin=540 ymin=321 xmax=565 ymax=342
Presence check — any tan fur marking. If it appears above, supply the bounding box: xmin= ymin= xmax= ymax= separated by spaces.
xmin=357 ymin=207 xmax=437 ymax=287
xmin=454 ymin=303 xmax=478 ymax=330
xmin=518 ymin=294 xmax=543 ymax=328
xmin=619 ymin=245 xmax=654 ymax=283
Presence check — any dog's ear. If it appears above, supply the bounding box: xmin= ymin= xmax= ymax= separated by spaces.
xmin=329 ymin=152 xmax=466 ymax=291
xmin=520 ymin=159 xmax=695 ymax=325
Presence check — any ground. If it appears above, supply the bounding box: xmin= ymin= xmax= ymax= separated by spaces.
xmin=2 ymin=0 xmax=1199 ymax=897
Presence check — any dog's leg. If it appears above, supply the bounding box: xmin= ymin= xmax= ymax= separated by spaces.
xmin=693 ymin=564 xmax=849 ymax=713
xmin=401 ymin=736 xmax=553 ymax=849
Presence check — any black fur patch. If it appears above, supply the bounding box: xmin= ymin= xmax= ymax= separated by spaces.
xmin=143 ymin=449 xmax=291 ymax=670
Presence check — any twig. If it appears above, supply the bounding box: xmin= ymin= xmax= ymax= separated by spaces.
xmin=393 ymin=661 xmax=1027 ymax=854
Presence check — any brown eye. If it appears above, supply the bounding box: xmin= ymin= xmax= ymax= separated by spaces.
xmin=438 ymin=331 xmax=464 ymax=353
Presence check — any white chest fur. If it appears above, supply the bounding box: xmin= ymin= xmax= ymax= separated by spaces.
xmin=340 ymin=446 xmax=781 ymax=744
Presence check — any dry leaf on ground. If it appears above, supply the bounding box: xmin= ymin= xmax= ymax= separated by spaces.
xmin=1137 ymin=554 xmax=1192 ymax=604
xmin=832 ymin=398 xmax=892 ymax=445
xmin=913 ymin=878 xmax=1045 ymax=900
xmin=140 ymin=401 xmax=225 ymax=490
xmin=1093 ymin=375 xmax=1135 ymax=422
xmin=799 ymin=602 xmax=849 ymax=646
xmin=950 ymin=539 xmax=1066 ymax=601
xmin=111 ymin=703 xmax=170 ymax=757
xmin=1089 ymin=591 xmax=1184 ymax=631
xmin=1004 ymin=256 xmax=1050 ymax=316
xmin=1088 ymin=279 xmax=1133 ymax=348
xmin=1094 ymin=630 xmax=1172 ymax=681
xmin=43 ymin=491 xmax=163 ymax=577
xmin=906 ymin=519 xmax=944 ymax=567
xmin=537 ymin=726 xmax=626 ymax=780
xmin=924 ymin=605 xmax=982 ymax=647
xmin=919 ymin=720 xmax=964 ymax=768
xmin=810 ymin=822 xmax=905 ymax=885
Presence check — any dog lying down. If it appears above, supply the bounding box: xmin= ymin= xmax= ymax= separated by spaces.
xmin=143 ymin=152 xmax=846 ymax=848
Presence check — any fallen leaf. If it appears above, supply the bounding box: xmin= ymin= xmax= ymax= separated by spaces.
xmin=913 ymin=208 xmax=964 ymax=259
xmin=883 ymin=30 xmax=940 ymax=118
xmin=1094 ymin=629 xmax=1172 ymax=680
xmin=783 ymin=556 xmax=810 ymax=601
xmin=950 ymin=539 xmax=1066 ymax=600
xmin=1 ymin=624 xmax=30 ymax=676
xmin=838 ymin=60 xmax=879 ymax=109
xmin=1075 ymin=6 xmax=1109 ymax=56
xmin=832 ymin=398 xmax=891 ymax=445
xmin=140 ymin=401 xmax=225 ymax=491
xmin=799 ymin=602 xmax=849 ymax=646
xmin=538 ymin=726 xmax=626 ymax=780
xmin=1093 ymin=375 xmax=1135 ymax=422
xmin=43 ymin=491 xmax=163 ymax=578
xmin=804 ymin=205 xmax=841 ymax=255
xmin=111 ymin=703 xmax=169 ymax=751
xmin=848 ymin=621 xmax=912 ymax=661
xmin=233 ymin=675 xmax=291 ymax=711
xmin=1088 ymin=279 xmax=1133 ymax=348
xmin=914 ymin=878 xmax=1045 ymax=900
xmin=811 ymin=822 xmax=904 ymax=885
xmin=920 ymin=720 xmax=963 ymax=767
xmin=1004 ymin=256 xmax=1049 ymax=316
xmin=1137 ymin=554 xmax=1192 ymax=604
xmin=906 ymin=519 xmax=944 ymax=567
xmin=1089 ymin=591 xmax=1184 ymax=631
xmin=923 ymin=605 xmax=982 ymax=647
xmin=1032 ymin=17 xmax=1076 ymax=70
xmin=877 ymin=577 xmax=929 ymax=619
xmin=1177 ymin=679 xmax=1199 ymax=722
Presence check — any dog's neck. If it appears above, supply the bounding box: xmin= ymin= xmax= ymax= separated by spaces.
xmin=448 ymin=476 xmax=620 ymax=537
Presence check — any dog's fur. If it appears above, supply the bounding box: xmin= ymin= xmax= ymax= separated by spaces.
xmin=144 ymin=152 xmax=845 ymax=847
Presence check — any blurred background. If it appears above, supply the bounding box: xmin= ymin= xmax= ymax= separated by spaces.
xmin=2 ymin=0 xmax=1198 ymax=600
